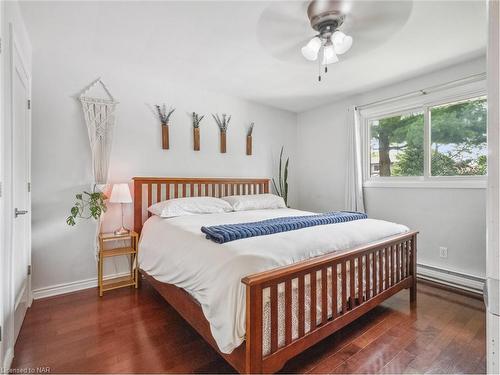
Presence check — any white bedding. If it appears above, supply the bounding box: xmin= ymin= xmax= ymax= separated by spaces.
xmin=138 ymin=208 xmax=409 ymax=354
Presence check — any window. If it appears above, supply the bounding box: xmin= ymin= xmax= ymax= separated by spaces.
xmin=366 ymin=93 xmax=487 ymax=185
xmin=370 ymin=110 xmax=424 ymax=177
xmin=430 ymin=96 xmax=487 ymax=176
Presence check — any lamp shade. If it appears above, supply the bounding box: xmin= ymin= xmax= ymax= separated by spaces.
xmin=322 ymin=45 xmax=339 ymax=65
xmin=301 ymin=37 xmax=321 ymax=61
xmin=332 ymin=31 xmax=353 ymax=55
xmin=109 ymin=183 xmax=132 ymax=203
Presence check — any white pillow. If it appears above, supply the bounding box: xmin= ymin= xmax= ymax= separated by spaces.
xmin=148 ymin=197 xmax=233 ymax=218
xmin=221 ymin=194 xmax=286 ymax=211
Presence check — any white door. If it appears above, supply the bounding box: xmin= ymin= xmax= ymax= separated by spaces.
xmin=11 ymin=37 xmax=31 ymax=342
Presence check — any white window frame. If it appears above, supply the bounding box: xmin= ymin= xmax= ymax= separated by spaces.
xmin=361 ymin=80 xmax=487 ymax=189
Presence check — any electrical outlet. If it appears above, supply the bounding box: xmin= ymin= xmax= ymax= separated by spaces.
xmin=439 ymin=246 xmax=448 ymax=258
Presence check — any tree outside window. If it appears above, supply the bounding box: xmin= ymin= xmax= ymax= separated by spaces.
xmin=369 ymin=96 xmax=487 ymax=178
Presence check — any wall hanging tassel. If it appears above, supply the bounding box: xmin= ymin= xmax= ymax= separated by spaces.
xmin=79 ymin=78 xmax=118 ymax=259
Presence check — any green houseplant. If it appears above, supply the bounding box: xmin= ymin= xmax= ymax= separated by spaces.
xmin=272 ymin=146 xmax=289 ymax=206
xmin=66 ymin=185 xmax=107 ymax=226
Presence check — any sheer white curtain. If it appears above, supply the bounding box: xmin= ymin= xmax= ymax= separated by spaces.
xmin=345 ymin=105 xmax=365 ymax=213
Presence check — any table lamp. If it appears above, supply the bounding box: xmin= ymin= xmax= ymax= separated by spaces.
xmin=109 ymin=183 xmax=132 ymax=235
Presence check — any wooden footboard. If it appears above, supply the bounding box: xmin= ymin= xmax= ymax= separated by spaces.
xmin=133 ymin=177 xmax=417 ymax=374
xmin=241 ymin=231 xmax=417 ymax=373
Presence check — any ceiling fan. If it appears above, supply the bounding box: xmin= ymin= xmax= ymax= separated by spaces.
xmin=301 ymin=0 xmax=354 ymax=81
xmin=257 ymin=0 xmax=412 ymax=82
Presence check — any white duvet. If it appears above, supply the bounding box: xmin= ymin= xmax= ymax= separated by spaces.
xmin=138 ymin=208 xmax=409 ymax=354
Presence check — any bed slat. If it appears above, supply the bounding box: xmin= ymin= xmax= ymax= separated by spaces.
xmin=341 ymin=262 xmax=347 ymax=314
xmin=270 ymin=284 xmax=278 ymax=353
xmin=332 ymin=263 xmax=338 ymax=319
xmin=298 ymin=274 xmax=305 ymax=337
xmin=321 ymin=268 xmax=327 ymax=324
xmin=357 ymin=256 xmax=363 ymax=304
xmin=365 ymin=253 xmax=371 ymax=301
xmin=310 ymin=271 xmax=317 ymax=330
xmin=147 ymin=184 xmax=152 ymax=217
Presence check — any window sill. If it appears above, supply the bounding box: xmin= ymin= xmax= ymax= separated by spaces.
xmin=363 ymin=179 xmax=487 ymax=189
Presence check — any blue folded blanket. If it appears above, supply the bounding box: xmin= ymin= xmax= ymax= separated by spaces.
xmin=201 ymin=211 xmax=368 ymax=244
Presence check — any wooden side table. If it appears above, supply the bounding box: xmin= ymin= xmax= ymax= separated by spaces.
xmin=98 ymin=231 xmax=139 ymax=297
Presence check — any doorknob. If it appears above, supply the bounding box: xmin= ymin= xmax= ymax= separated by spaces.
xmin=15 ymin=208 xmax=28 ymax=218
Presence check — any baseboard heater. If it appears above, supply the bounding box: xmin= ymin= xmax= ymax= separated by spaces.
xmin=417 ymin=263 xmax=485 ymax=295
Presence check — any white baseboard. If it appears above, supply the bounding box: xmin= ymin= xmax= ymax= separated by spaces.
xmin=417 ymin=263 xmax=485 ymax=294
xmin=2 ymin=347 xmax=14 ymax=373
xmin=32 ymin=264 xmax=485 ymax=299
xmin=32 ymin=272 xmax=131 ymax=300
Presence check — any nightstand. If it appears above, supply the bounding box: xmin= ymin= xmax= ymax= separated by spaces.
xmin=98 ymin=231 xmax=139 ymax=296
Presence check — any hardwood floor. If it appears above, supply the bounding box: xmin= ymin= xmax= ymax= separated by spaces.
xmin=12 ymin=280 xmax=486 ymax=374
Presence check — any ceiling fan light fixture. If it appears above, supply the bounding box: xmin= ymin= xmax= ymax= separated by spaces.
xmin=322 ymin=44 xmax=339 ymax=65
xmin=332 ymin=31 xmax=353 ymax=55
xmin=301 ymin=36 xmax=322 ymax=61
xmin=303 ymin=0 xmax=354 ymax=81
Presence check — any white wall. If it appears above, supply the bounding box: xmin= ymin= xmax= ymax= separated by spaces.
xmin=297 ymin=57 xmax=487 ymax=279
xmin=1 ymin=0 xmax=32 ymax=369
xmin=30 ymin=51 xmax=297 ymax=293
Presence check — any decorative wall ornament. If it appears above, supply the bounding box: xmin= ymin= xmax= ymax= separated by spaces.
xmin=79 ymin=78 xmax=118 ymax=185
xmin=155 ymin=104 xmax=175 ymax=149
xmin=79 ymin=77 xmax=118 ymax=257
xmin=212 ymin=113 xmax=231 ymax=153
xmin=246 ymin=122 xmax=254 ymax=155
xmin=192 ymin=112 xmax=204 ymax=151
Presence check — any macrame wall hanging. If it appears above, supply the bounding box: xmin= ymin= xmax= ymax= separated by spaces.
xmin=80 ymin=78 xmax=118 ymax=185
xmin=79 ymin=78 xmax=118 ymax=258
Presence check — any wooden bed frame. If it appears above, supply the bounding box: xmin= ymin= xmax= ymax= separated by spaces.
xmin=133 ymin=177 xmax=418 ymax=374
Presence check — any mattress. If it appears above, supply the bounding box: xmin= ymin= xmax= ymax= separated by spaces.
xmin=138 ymin=208 xmax=409 ymax=354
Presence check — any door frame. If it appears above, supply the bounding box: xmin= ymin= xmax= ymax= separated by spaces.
xmin=0 ymin=0 xmax=4 ymax=368
xmin=487 ymin=0 xmax=500 ymax=373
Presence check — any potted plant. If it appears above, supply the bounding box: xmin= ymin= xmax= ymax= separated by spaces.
xmin=66 ymin=185 xmax=107 ymax=226
xmin=155 ymin=104 xmax=175 ymax=149
xmin=192 ymin=112 xmax=204 ymax=151
xmin=212 ymin=113 xmax=231 ymax=153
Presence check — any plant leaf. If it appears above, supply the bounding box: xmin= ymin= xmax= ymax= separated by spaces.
xmin=272 ymin=178 xmax=280 ymax=196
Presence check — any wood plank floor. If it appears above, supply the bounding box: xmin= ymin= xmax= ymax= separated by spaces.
xmin=12 ymin=280 xmax=486 ymax=374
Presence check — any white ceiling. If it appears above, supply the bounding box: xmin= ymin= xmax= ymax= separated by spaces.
xmin=19 ymin=0 xmax=486 ymax=113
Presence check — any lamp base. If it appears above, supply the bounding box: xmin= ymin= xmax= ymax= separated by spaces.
xmin=114 ymin=226 xmax=130 ymax=235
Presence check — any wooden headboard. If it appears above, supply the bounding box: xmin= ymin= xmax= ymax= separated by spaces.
xmin=133 ymin=177 xmax=270 ymax=234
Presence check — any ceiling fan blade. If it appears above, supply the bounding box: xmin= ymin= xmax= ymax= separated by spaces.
xmin=257 ymin=1 xmax=315 ymax=64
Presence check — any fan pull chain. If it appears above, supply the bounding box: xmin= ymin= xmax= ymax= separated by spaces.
xmin=318 ymin=47 xmax=322 ymax=82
